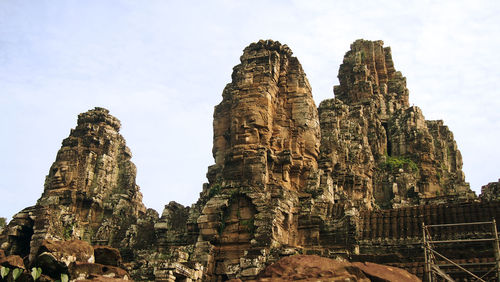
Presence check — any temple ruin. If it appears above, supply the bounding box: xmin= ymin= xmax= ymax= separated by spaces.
xmin=0 ymin=39 xmax=498 ymax=281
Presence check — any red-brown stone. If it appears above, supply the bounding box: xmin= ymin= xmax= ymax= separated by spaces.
xmin=69 ymin=262 xmax=129 ymax=280
xmin=255 ymin=255 xmax=369 ymax=281
xmin=352 ymin=261 xmax=421 ymax=282
xmin=0 ymin=255 xmax=25 ymax=269
xmin=38 ymin=239 xmax=94 ymax=264
xmin=93 ymin=245 xmax=122 ymax=267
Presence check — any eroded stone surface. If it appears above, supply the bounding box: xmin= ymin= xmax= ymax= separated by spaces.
xmin=188 ymin=39 xmax=324 ymax=280
xmin=29 ymin=239 xmax=129 ymax=281
xmin=352 ymin=261 xmax=421 ymax=282
xmin=246 ymin=254 xmax=421 ymax=282
xmin=480 ymin=179 xmax=500 ymax=201
xmin=211 ymin=39 xmax=320 ymax=190
xmin=0 ymin=254 xmax=25 ymax=269
xmin=0 ymin=107 xmax=152 ymax=264
xmin=69 ymin=262 xmax=129 ymax=281
xmin=143 ymin=39 xmax=483 ymax=281
xmin=94 ymin=245 xmax=122 ymax=267
xmin=254 ymin=255 xmax=370 ymax=281
xmin=319 ymin=39 xmax=474 ymax=211
xmin=37 ymin=239 xmax=95 ymax=265
xmin=0 ymin=39 xmax=495 ymax=282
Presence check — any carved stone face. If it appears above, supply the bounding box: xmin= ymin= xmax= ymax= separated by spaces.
xmin=49 ymin=161 xmax=74 ymax=189
xmin=232 ymin=109 xmax=269 ymax=146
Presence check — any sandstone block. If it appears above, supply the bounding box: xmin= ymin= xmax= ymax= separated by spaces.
xmin=94 ymin=245 xmax=122 ymax=267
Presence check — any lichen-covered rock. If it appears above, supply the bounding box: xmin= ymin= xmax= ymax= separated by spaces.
xmin=0 ymin=107 xmax=152 ymax=264
xmin=0 ymin=39 xmax=486 ymax=281
xmin=319 ymin=39 xmax=475 ymax=210
xmin=120 ymin=208 xmax=158 ymax=258
xmin=155 ymin=201 xmax=193 ymax=249
xmin=0 ymin=206 xmax=35 ymax=259
xmin=318 ymin=98 xmax=383 ymax=210
xmin=148 ymin=39 xmax=479 ymax=281
xmin=27 ymin=239 xmax=130 ymax=281
xmin=334 ymin=39 xmax=409 ymax=118
xmin=480 ymin=179 xmax=500 ymax=201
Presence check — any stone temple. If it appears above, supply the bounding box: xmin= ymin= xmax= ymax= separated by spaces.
xmin=0 ymin=39 xmax=498 ymax=281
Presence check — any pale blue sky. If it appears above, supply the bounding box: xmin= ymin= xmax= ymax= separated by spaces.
xmin=1 ymin=0 xmax=499 ymax=220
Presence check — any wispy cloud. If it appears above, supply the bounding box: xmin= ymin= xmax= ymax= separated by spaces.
xmin=1 ymin=0 xmax=499 ymax=219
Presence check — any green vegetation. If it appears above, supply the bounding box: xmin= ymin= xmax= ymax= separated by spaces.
xmin=380 ymin=155 xmax=418 ymax=173
xmin=156 ymin=251 xmax=175 ymax=260
xmin=12 ymin=268 xmax=22 ymax=280
xmin=218 ymin=209 xmax=227 ymax=235
xmin=63 ymin=223 xmax=74 ymax=240
xmin=0 ymin=266 xmax=34 ymax=281
xmin=1 ymin=266 xmax=10 ymax=279
xmin=1 ymin=265 xmax=69 ymax=281
xmin=240 ymin=218 xmax=255 ymax=234
xmin=55 ymin=273 xmax=69 ymax=282
xmin=208 ymin=183 xmax=222 ymax=197
xmin=441 ymin=162 xmax=448 ymax=171
xmin=31 ymin=267 xmax=42 ymax=281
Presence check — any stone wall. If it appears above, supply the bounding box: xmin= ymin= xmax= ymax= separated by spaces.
xmin=358 ymin=201 xmax=499 ymax=240
xmin=355 ymin=201 xmax=500 ymax=279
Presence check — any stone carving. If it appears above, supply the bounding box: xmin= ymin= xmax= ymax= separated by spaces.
xmin=0 ymin=107 xmax=152 ymax=263
xmin=319 ymin=39 xmax=475 ymax=210
xmin=211 ymin=39 xmax=320 ymax=190
xmin=192 ymin=39 xmax=323 ymax=280
xmin=0 ymin=40 xmax=496 ymax=282
xmin=47 ymin=161 xmax=74 ymax=190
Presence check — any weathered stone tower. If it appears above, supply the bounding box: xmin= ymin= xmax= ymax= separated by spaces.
xmin=1 ymin=40 xmax=492 ymax=282
xmin=0 ymin=107 xmax=154 ymax=262
xmin=149 ymin=39 xmax=479 ymax=281
xmin=191 ymin=39 xmax=323 ymax=279
xmin=319 ymin=39 xmax=473 ymax=210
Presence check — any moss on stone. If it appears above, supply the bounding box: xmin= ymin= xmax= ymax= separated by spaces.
xmin=380 ymin=155 xmax=419 ymax=173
